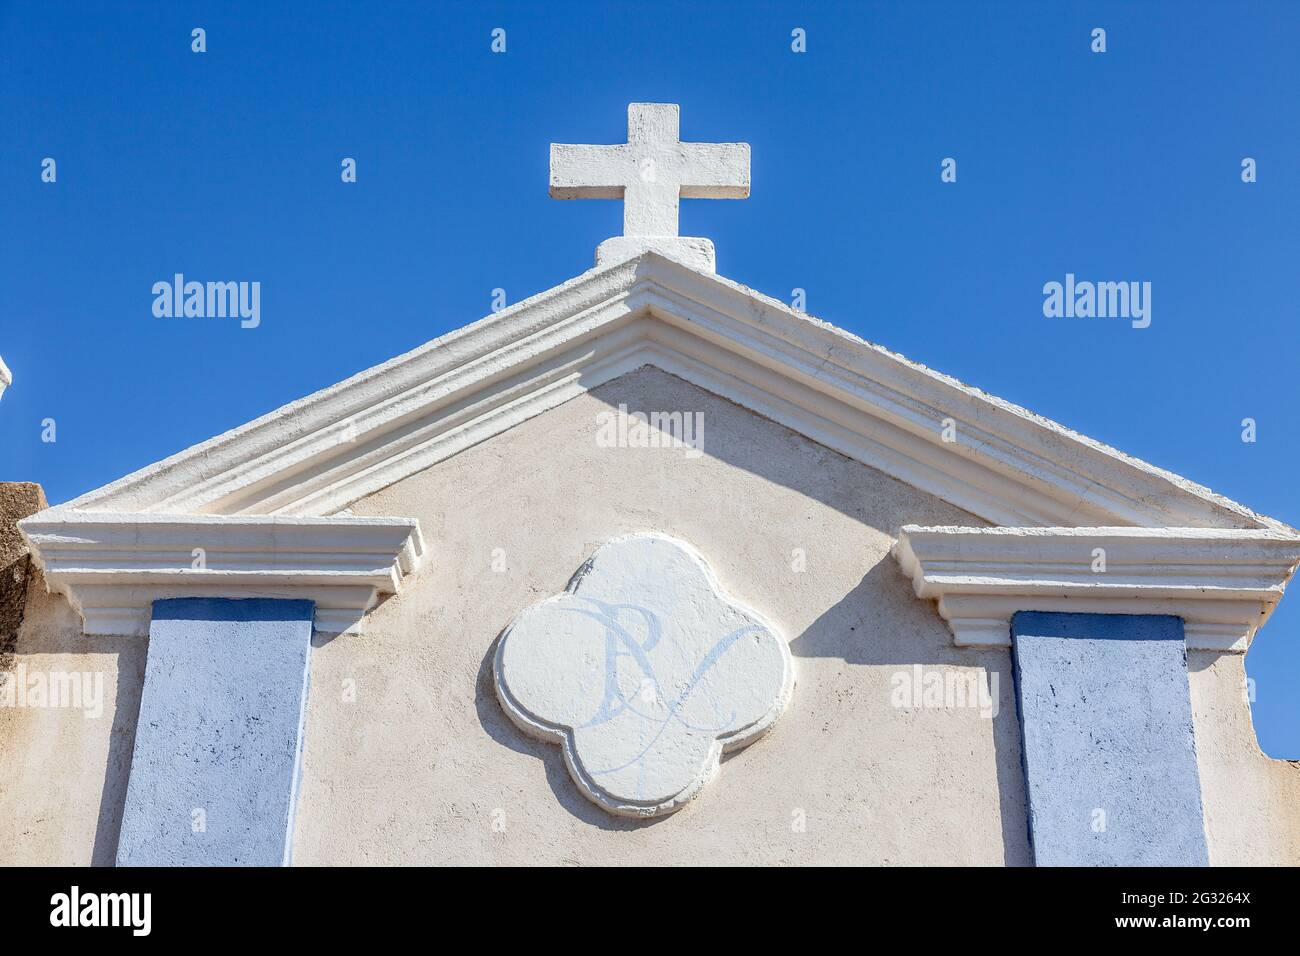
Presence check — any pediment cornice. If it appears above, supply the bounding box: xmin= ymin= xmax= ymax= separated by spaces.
xmin=40 ymin=253 xmax=1284 ymax=532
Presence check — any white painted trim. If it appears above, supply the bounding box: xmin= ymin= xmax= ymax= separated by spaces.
xmin=893 ymin=526 xmax=1300 ymax=653
xmin=18 ymin=512 xmax=424 ymax=637
xmin=49 ymin=253 xmax=1284 ymax=532
xmin=595 ymin=236 xmax=716 ymax=272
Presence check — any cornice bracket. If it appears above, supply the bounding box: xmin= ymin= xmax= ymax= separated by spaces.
xmin=894 ymin=525 xmax=1300 ymax=654
xmin=18 ymin=511 xmax=425 ymax=637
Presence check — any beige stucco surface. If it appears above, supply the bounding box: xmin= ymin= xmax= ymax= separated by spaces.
xmin=1188 ymin=651 xmax=1300 ymax=864
xmin=1 ymin=366 xmax=1296 ymax=866
xmin=0 ymin=572 xmax=145 ymax=865
xmin=293 ymin=366 xmax=1025 ymax=865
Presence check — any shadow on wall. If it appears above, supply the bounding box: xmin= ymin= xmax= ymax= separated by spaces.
xmin=89 ymin=635 xmax=145 ymax=866
xmin=474 ymin=367 xmax=1032 ymax=863
xmin=791 ymin=559 xmax=1030 ymax=866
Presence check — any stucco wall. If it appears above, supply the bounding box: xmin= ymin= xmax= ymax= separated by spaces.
xmin=293 ymin=366 xmax=1028 ymax=865
xmin=1188 ymin=651 xmax=1300 ymax=864
xmin=0 ymin=571 xmax=145 ymax=865
xmin=1 ymin=366 xmax=1296 ymax=866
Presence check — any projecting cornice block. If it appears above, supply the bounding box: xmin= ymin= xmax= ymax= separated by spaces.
xmin=894 ymin=525 xmax=1300 ymax=652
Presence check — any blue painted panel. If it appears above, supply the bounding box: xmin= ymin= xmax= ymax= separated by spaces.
xmin=116 ymin=598 xmax=314 ymax=866
xmin=1011 ymin=611 xmax=1208 ymax=866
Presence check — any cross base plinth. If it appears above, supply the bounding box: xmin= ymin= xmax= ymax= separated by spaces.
xmin=595 ymin=236 xmax=715 ymax=273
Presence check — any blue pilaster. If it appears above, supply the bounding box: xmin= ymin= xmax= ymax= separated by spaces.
xmin=1011 ymin=611 xmax=1209 ymax=866
xmin=116 ymin=598 xmax=314 ymax=866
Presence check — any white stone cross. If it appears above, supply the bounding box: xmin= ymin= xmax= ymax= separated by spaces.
xmin=550 ymin=103 xmax=750 ymax=240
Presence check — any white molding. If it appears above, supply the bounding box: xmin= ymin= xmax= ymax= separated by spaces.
xmin=893 ymin=526 xmax=1300 ymax=653
xmin=595 ymin=236 xmax=716 ymax=272
xmin=18 ymin=512 xmax=424 ymax=637
xmin=50 ymin=253 xmax=1284 ymax=533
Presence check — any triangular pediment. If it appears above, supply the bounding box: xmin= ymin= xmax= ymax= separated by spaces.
xmin=48 ymin=253 xmax=1282 ymax=531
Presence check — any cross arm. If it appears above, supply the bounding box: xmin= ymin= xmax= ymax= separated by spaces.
xmin=549 ymin=144 xmax=632 ymax=199
xmin=680 ymin=142 xmax=750 ymax=199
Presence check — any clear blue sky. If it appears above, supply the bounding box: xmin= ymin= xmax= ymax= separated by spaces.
xmin=3 ymin=1 xmax=1298 ymax=755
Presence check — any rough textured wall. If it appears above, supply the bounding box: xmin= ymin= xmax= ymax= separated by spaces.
xmin=1 ymin=483 xmax=47 ymax=673
xmin=1012 ymin=613 xmax=1208 ymax=866
xmin=1189 ymin=651 xmax=1300 ymax=864
xmin=293 ymin=366 xmax=1030 ymax=865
